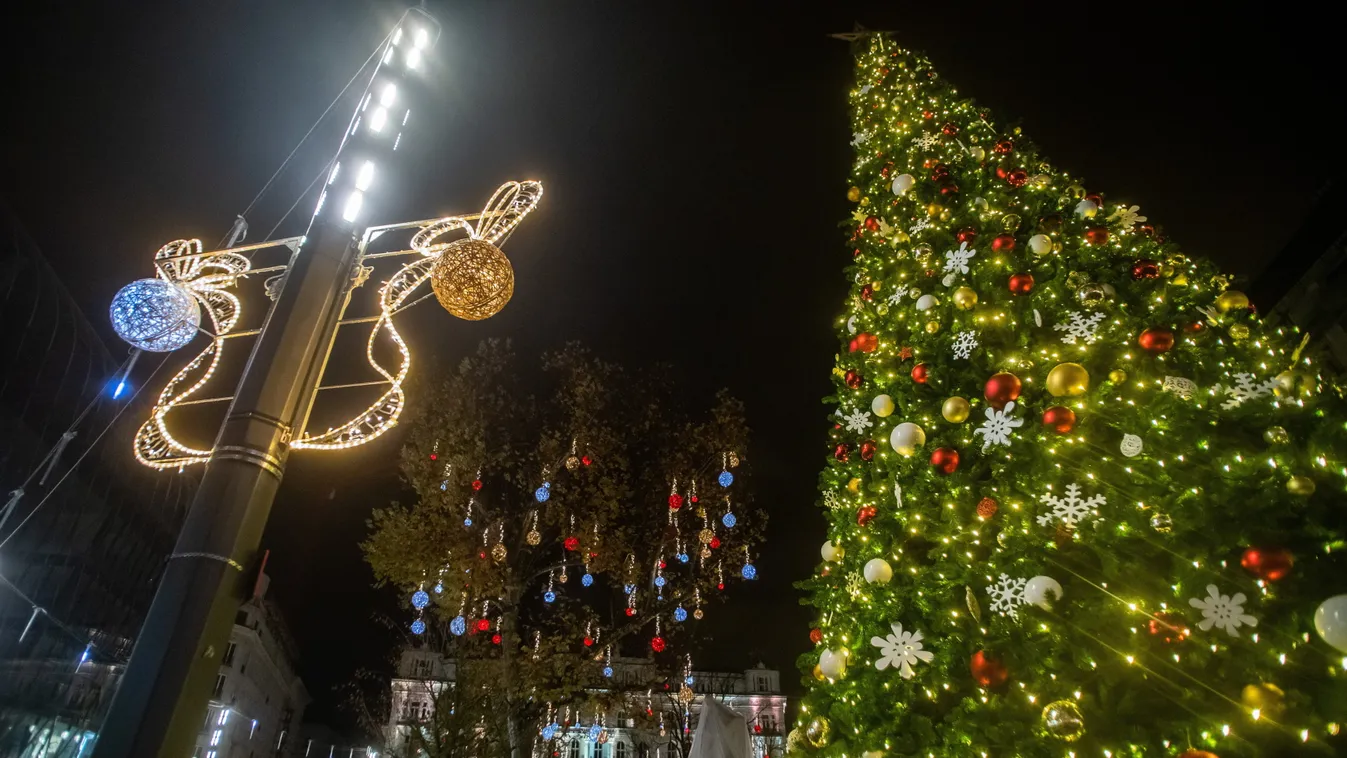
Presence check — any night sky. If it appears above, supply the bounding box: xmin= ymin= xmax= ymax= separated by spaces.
xmin=3 ymin=0 xmax=1344 ymax=735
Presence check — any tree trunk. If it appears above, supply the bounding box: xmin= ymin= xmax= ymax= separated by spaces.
xmin=502 ymin=585 xmax=524 ymax=758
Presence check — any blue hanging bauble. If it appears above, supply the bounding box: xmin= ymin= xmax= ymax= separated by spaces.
xmin=718 ymin=470 xmax=734 ymax=487
xmin=602 ymin=666 xmax=614 ymax=678
xmin=541 ymin=724 xmax=558 ymax=741
xmin=463 ymin=517 xmax=473 ymax=527
xmin=581 ymin=573 xmax=594 ymax=587
xmin=411 ymin=590 xmax=430 ymax=609
xmin=673 ymin=606 xmax=688 ymax=622
xmin=654 ymin=576 xmax=666 ymax=588
xmin=722 ymin=512 xmax=737 ymax=528
xmin=410 ymin=618 xmax=426 ymax=635
xmin=624 ymin=583 xmax=636 ymax=595
xmin=685 ymin=675 xmax=695 ymax=685
xmin=450 ymin=615 xmax=467 ymax=636
xmin=677 ymin=553 xmax=689 ymax=563
xmin=741 ymin=564 xmax=758 ymax=580
xmin=588 ymin=725 xmax=602 ymax=741
xmin=109 ymin=278 xmax=202 ymax=352
xmin=433 ymin=582 xmax=444 ymax=594
xmin=440 ymin=480 xmax=449 ymax=491
xmin=543 ymin=590 xmax=556 ymax=603
xmin=535 ymin=483 xmax=551 ymax=502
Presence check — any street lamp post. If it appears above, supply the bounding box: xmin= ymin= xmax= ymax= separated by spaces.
xmin=92 ymin=10 xmax=541 ymax=756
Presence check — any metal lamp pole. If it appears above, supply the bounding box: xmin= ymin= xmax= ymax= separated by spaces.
xmin=92 ymin=11 xmax=440 ymax=757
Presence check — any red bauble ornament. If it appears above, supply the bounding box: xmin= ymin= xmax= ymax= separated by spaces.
xmin=809 ymin=628 xmax=823 ymax=644
xmin=476 ymin=618 xmax=491 ymax=632
xmin=976 ymin=497 xmax=998 ymax=518
xmin=690 ymin=495 xmax=698 ymax=503
xmin=860 ymin=284 xmax=874 ymax=302
xmin=844 ymin=370 xmax=862 ymax=389
xmin=1042 ymin=406 xmax=1077 ymax=433
xmin=993 ymin=139 xmax=1014 ymax=155
xmin=668 ymin=493 xmax=683 ymax=509
xmin=1183 ymin=321 xmax=1206 ymax=335
xmin=659 ymin=560 xmax=667 ymax=569
xmin=625 ymin=607 xmax=636 ymax=617
xmin=859 ymin=439 xmax=877 ymax=461
xmin=864 ymin=216 xmax=880 ymax=231
xmin=1131 ymin=259 xmax=1161 ymax=279
xmin=564 ymin=536 xmax=580 ymax=551
xmin=1008 ymin=273 xmax=1035 ymax=295
xmin=471 ymin=479 xmax=483 ymax=491
xmin=969 ymin=650 xmax=1009 ymax=688
xmin=929 ymin=447 xmax=959 ymax=474
xmin=1138 ymin=327 xmax=1175 ymax=354
xmin=984 ymin=372 xmax=1022 ymax=409
xmin=429 ymin=453 xmax=438 ymax=461
xmin=1084 ymin=226 xmax=1110 ymax=245
xmin=930 ymin=163 xmax=951 ymax=179
xmin=1084 ymin=193 xmax=1104 ymax=208
xmin=941 ymin=122 xmax=959 ymax=136
xmin=1241 ymin=547 xmax=1294 ymax=582
xmin=492 ymin=633 xmax=502 ymax=645
xmin=911 ymin=363 xmax=930 ymax=384
xmin=938 ymin=181 xmax=959 ymax=197
xmin=651 ymin=636 xmax=666 ymax=652
xmin=995 ymin=164 xmax=1008 ymax=180
xmin=833 ymin=443 xmax=850 ymax=462
xmin=709 ymin=536 xmax=721 ymax=549
xmin=991 ymin=234 xmax=1016 ymax=253
xmin=584 ymin=636 xmax=594 ymax=647
xmin=1006 ymin=168 xmax=1028 ymax=188
xmin=856 ymin=505 xmax=878 ymax=526
xmin=1147 ymin=611 xmax=1190 ymax=644
xmin=921 ymin=109 xmax=934 ymax=120
xmin=852 ymin=332 xmax=878 ymax=353
xmin=717 ymin=582 xmax=725 ymax=591
xmin=581 ymin=454 xmax=592 ymax=466
xmin=956 ymin=227 xmax=978 ymax=243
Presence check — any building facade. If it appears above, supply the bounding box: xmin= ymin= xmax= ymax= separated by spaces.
xmin=385 ymin=651 xmax=786 ymax=758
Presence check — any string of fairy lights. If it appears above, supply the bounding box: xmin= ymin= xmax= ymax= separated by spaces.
xmin=795 ymin=33 xmax=1346 ymax=758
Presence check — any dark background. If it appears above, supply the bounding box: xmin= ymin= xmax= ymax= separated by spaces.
xmin=3 ymin=0 xmax=1344 ymax=734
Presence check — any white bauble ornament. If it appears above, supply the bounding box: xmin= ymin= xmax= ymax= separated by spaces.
xmin=1315 ymin=594 xmax=1347 ymax=653
xmin=1024 ymin=576 xmax=1063 ymax=610
xmin=1028 ymin=234 xmax=1053 ymax=256
xmin=971 ymin=197 xmax=989 ymax=213
xmin=1120 ymin=434 xmax=1143 ymax=457
xmin=889 ymin=422 xmax=926 ymax=457
xmin=820 ymin=540 xmax=845 ymax=562
xmin=1074 ymin=198 xmax=1099 ymax=218
xmin=871 ymin=394 xmax=895 ymax=418
xmin=968 ymin=146 xmax=986 ymax=162
xmin=915 ymin=294 xmax=940 ymax=311
xmin=891 ymin=174 xmax=916 ymax=195
xmin=819 ymin=648 xmax=849 ymax=679
xmin=863 ymin=558 xmax=893 ymax=584
xmin=109 ymin=278 xmax=201 ymax=352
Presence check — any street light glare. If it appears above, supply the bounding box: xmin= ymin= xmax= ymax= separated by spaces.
xmin=369 ymin=107 xmax=387 ymax=133
xmin=379 ymin=82 xmax=397 ymax=108
xmin=342 ymin=191 xmax=363 ymax=223
xmin=391 ymin=27 xmax=402 ymax=46
xmin=406 ymin=48 xmax=421 ymax=70
xmin=356 ymin=161 xmax=375 ymax=191
xmin=414 ymin=28 xmax=429 ymax=49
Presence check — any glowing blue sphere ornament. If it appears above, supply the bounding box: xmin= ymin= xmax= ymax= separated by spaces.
xmin=109 ymin=278 xmax=201 ymax=352
xmin=741 ymin=564 xmax=757 ymax=580
xmin=685 ymin=675 xmax=694 ymax=685
xmin=543 ymin=590 xmax=556 ymax=603
xmin=602 ymin=666 xmax=614 ymax=678
xmin=463 ymin=516 xmax=473 ymax=527
xmin=433 ymin=582 xmax=444 ymax=594
xmin=410 ymin=618 xmax=426 ymax=635
xmin=654 ymin=576 xmax=666 ymax=588
xmin=411 ymin=590 xmax=430 ymax=609
xmin=673 ymin=606 xmax=688 ymax=622
xmin=450 ymin=615 xmax=467 ymax=636
xmin=541 ymin=724 xmax=558 ymax=741
xmin=677 ymin=553 xmax=689 ymax=563
xmin=581 ymin=573 xmax=594 ymax=587
xmin=718 ymin=470 xmax=734 ymax=487
xmin=535 ymin=483 xmax=551 ymax=502
xmin=440 ymin=480 xmax=449 ymax=491
xmin=588 ymin=725 xmax=602 ymax=741
xmin=624 ymin=583 xmax=636 ymax=595
xmin=722 ymin=512 xmax=737 ymax=528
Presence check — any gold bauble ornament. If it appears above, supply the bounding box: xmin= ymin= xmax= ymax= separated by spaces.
xmin=847 ymin=186 xmax=862 ymax=203
xmin=805 ymin=716 xmax=831 ymax=748
xmin=924 ymin=320 xmax=941 ymax=334
xmin=1287 ymin=475 xmax=1316 ymax=496
xmin=430 ymin=239 xmax=515 ymax=320
xmin=942 ymin=396 xmax=971 ymax=423
xmin=526 ymin=529 xmax=541 ymax=546
xmin=565 ymin=455 xmax=581 ymax=471
xmin=1263 ymin=426 xmax=1289 ymax=445
xmin=679 ymin=685 xmax=696 ymax=704
xmin=1046 ymin=362 xmax=1090 ymax=397
xmin=1215 ymin=290 xmax=1250 ymax=313
xmin=491 ymin=543 xmax=508 ymax=562
xmin=846 ymin=477 xmax=862 ymax=494
xmin=952 ymin=286 xmax=978 ymax=310
xmin=558 ymin=570 xmax=568 ymax=584
xmin=913 ymin=244 xmax=934 ymax=264
xmin=1001 ymin=213 xmax=1022 ymax=231
xmin=812 ymin=664 xmax=826 ymax=681
xmin=1241 ymin=683 xmax=1285 ymax=715
xmin=1273 ymin=370 xmax=1314 ymax=399
xmin=1228 ymin=323 xmax=1250 ymax=342
xmin=699 ymin=528 xmax=715 ymax=544
xmin=700 ymin=546 xmax=712 ymax=559
xmin=1108 ymin=369 xmax=1127 ymax=384
xmin=693 ymin=608 xmax=704 ymax=620
xmin=926 ymin=202 xmax=944 ymax=217
xmin=1171 ymin=273 xmax=1188 ymax=286
xmin=1041 ymin=700 xmax=1085 ymax=741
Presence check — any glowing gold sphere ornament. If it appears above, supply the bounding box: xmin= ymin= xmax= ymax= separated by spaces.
xmin=429 ymin=238 xmax=515 ymax=320
xmin=942 ymin=396 xmax=971 ymax=423
xmin=1041 ymin=699 xmax=1085 ymax=741
xmin=1215 ymin=289 xmax=1250 ymax=313
xmin=1046 ymin=362 xmax=1090 ymax=397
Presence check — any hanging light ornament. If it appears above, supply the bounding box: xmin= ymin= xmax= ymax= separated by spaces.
xmin=110 ymin=278 xmax=202 ymax=352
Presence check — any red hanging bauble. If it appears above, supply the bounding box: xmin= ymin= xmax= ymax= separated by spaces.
xmin=930 ymin=163 xmax=951 ymax=179
xmin=938 ymin=181 xmax=960 ymax=197
xmin=990 ymin=234 xmax=1016 ymax=253
xmin=854 ymin=332 xmax=878 ymax=353
xmin=993 ymin=139 xmax=1014 ymax=155
xmin=956 ymin=227 xmax=978 ymax=243
xmin=941 ymin=122 xmax=959 ymax=136
xmin=833 ymin=443 xmax=851 ymax=462
xmin=969 ymin=650 xmax=1008 ymax=688
xmin=690 ymin=495 xmax=698 ymax=503
xmin=1042 ymin=406 xmax=1077 ymax=433
xmin=582 ymin=454 xmax=592 ymax=466
xmin=864 ymin=216 xmax=881 ymax=231
xmin=809 ymin=628 xmax=823 ymax=644
xmin=492 ymin=633 xmax=502 ymax=645
xmin=651 ymin=636 xmax=666 ymax=652
xmin=856 ymin=505 xmax=878 ymax=526
xmin=995 ymin=164 xmax=1008 ymax=179
xmin=429 ymin=452 xmax=438 ymax=461
xmin=976 ymin=497 xmax=998 ymax=518
xmin=564 ymin=536 xmax=580 ymax=551
xmin=1084 ymin=193 xmax=1104 ymax=208
xmin=584 ymin=636 xmax=594 ymax=647
xmin=860 ymin=284 xmax=874 ymax=302
xmin=668 ymin=493 xmax=683 ymax=509
xmin=929 ymin=447 xmax=959 ymax=474
xmin=1008 ymin=273 xmax=1035 ymax=295
xmin=472 ymin=479 xmax=483 ymax=491
xmin=860 ymin=439 xmax=877 ymax=461
xmin=1138 ymin=327 xmax=1175 ymax=354
xmin=1005 ymin=168 xmax=1028 ymax=188
xmin=709 ymin=536 xmax=721 ymax=549
xmin=921 ymin=109 xmax=934 ymax=119
xmin=625 ymin=607 xmax=636 ymax=617
xmin=844 ymin=370 xmax=863 ymax=389
xmin=659 ymin=559 xmax=668 ymax=569
xmin=911 ymin=363 xmax=930 ymax=384
xmin=1240 ymin=547 xmax=1294 ymax=582
xmin=984 ymin=372 xmax=1022 ymax=409
xmin=1147 ymin=611 xmax=1190 ymax=644
xmin=1131 ymin=259 xmax=1161 ymax=280
xmin=476 ymin=618 xmax=491 ymax=632
xmin=717 ymin=582 xmax=725 ymax=591
xmin=1084 ymin=226 xmax=1110 ymax=246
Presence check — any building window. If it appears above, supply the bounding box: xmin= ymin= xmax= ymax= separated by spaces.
xmin=568 ymin=739 xmax=580 ymax=758
xmin=592 ymin=742 xmax=603 ymax=758
xmin=223 ymin=642 xmax=237 ymax=666
xmin=212 ymin=675 xmax=227 ymax=698
xmin=413 ymin=658 xmax=433 ymax=678
xmin=616 ymin=741 xmax=627 ymax=758
xmin=760 ymin=714 xmax=776 ymax=732
xmin=753 ymin=675 xmax=768 ymax=691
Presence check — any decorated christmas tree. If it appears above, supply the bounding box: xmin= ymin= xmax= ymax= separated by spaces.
xmin=362 ymin=341 xmax=764 ymax=758
xmin=796 ymin=34 xmax=1347 ymax=758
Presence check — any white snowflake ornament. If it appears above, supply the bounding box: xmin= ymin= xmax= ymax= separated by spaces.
xmin=951 ymin=331 xmax=979 ymax=360
xmin=985 ymin=574 xmax=1028 ymax=619
xmin=1107 ymin=204 xmax=1147 ymax=230
xmin=908 ymin=217 xmax=931 ymax=236
xmin=1189 ymin=585 xmax=1258 ymax=638
xmin=858 ymin=84 xmax=873 ymax=96
xmin=915 ymin=132 xmax=940 ymax=151
xmin=1054 ymin=311 xmax=1105 ymax=345
xmin=871 ymin=622 xmax=934 ymax=679
xmin=942 ymin=242 xmax=977 ymax=276
xmin=842 ymin=409 xmax=874 ymax=433
xmin=850 ymin=132 xmax=870 ymax=148
xmin=1213 ymin=373 xmax=1277 ymax=410
xmin=1037 ymin=482 xmax=1106 ymax=528
xmin=822 ymin=490 xmax=843 ymax=511
xmin=886 ymin=285 xmax=911 ymax=306
xmin=973 ymin=401 xmax=1023 ymax=452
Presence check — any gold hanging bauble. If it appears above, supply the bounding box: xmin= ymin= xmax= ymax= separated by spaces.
xmin=1228 ymin=323 xmax=1250 ymax=342
xmin=565 ymin=455 xmax=581 ymax=471
xmin=1215 ymin=290 xmax=1250 ymax=313
xmin=942 ymin=396 xmax=971 ymax=423
xmin=952 ymin=286 xmax=978 ymax=310
xmin=1171 ymin=272 xmax=1188 ymax=286
xmin=1108 ymin=369 xmax=1127 ymax=384
xmin=693 ymin=608 xmax=704 ymax=620
xmin=1274 ymin=370 xmax=1314 ymax=399
xmin=1263 ymin=426 xmax=1289 ymax=445
xmin=558 ymin=570 xmax=568 ymax=584
xmin=526 ymin=529 xmax=542 ymax=546
xmin=846 ymin=477 xmax=862 ymax=494
xmin=699 ymin=528 xmax=715 ymax=544
xmin=1046 ymin=363 xmax=1090 ymax=397
xmin=1041 ymin=700 xmax=1085 ymax=741
xmin=491 ymin=543 xmax=508 ymax=562
xmin=429 ymin=238 xmax=515 ymax=321
xmin=1287 ymin=475 xmax=1316 ymax=496
xmin=924 ymin=320 xmax=941 ymax=334
xmin=1240 ymin=683 xmax=1285 ymax=715
xmin=847 ymin=186 xmax=862 ymax=202
xmin=805 ymin=716 xmax=831 ymax=748
xmin=679 ymin=685 xmax=696 ymax=704
xmin=811 ymin=664 xmax=826 ymax=681
xmin=699 ymin=546 xmax=712 ymax=559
